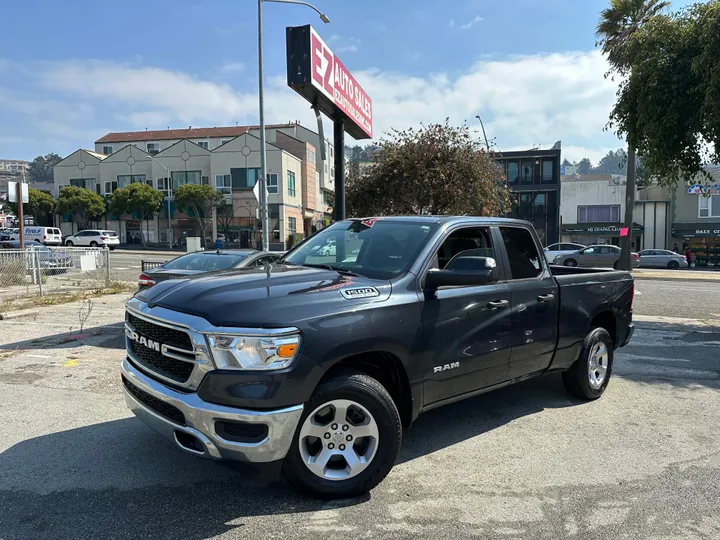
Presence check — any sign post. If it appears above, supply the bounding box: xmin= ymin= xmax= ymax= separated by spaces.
xmin=286 ymin=25 xmax=373 ymax=221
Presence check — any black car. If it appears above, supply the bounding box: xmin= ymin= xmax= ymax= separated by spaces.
xmin=138 ymin=249 xmax=281 ymax=289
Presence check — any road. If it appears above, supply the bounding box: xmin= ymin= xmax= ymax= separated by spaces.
xmin=109 ymin=251 xmax=173 ymax=283
xmin=634 ymin=279 xmax=720 ymax=320
xmin=0 ymin=282 xmax=719 ymax=539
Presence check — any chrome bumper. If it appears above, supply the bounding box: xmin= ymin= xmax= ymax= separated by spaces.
xmin=121 ymin=358 xmax=303 ymax=463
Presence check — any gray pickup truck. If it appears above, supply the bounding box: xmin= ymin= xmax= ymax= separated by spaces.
xmin=122 ymin=216 xmax=634 ymax=498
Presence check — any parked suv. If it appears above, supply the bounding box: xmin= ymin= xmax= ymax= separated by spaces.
xmin=64 ymin=230 xmax=120 ymax=249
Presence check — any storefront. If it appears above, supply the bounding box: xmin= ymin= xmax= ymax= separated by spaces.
xmin=672 ymin=222 xmax=720 ymax=267
xmin=562 ymin=223 xmax=644 ymax=250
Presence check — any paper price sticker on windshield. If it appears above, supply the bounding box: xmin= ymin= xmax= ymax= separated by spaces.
xmin=361 ymin=218 xmax=379 ymax=228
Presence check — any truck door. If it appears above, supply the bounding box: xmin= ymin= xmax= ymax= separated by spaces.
xmin=420 ymin=226 xmax=513 ymax=405
xmin=498 ymin=226 xmax=559 ymax=379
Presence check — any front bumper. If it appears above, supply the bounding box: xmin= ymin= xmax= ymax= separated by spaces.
xmin=121 ymin=358 xmax=303 ymax=463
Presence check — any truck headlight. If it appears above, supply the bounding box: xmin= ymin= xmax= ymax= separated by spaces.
xmin=207 ymin=334 xmax=301 ymax=371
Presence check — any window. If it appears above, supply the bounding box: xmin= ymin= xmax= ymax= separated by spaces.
xmin=542 ymin=159 xmax=554 ymax=183
xmin=534 ymin=193 xmax=546 ymax=214
xmin=157 ymin=177 xmax=171 ymax=196
xmin=307 ymin=149 xmax=316 ymax=165
xmin=288 ymin=217 xmax=297 ymax=236
xmin=435 ymin=228 xmax=496 ymax=270
xmin=202 ymin=176 xmax=210 ymax=186
xmin=147 ymin=143 xmax=159 ymax=155
xmin=197 ymin=141 xmax=209 ymax=150
xmin=267 ymin=173 xmax=278 ymax=194
xmin=163 ymin=252 xmax=249 ymax=271
xmin=500 ymin=227 xmax=543 ymax=280
xmin=520 ymin=159 xmax=534 ymax=184
xmin=507 ymin=160 xmax=519 ymax=184
xmin=102 ymin=145 xmax=113 ymax=155
xmin=215 ymin=174 xmax=232 ymax=195
xmin=495 ymin=160 xmax=507 ymax=183
xmin=578 ymin=205 xmax=621 ymax=223
xmin=698 ymin=195 xmax=720 ymax=218
xmin=221 ymin=139 xmax=232 ymax=146
xmin=600 ymin=246 xmax=619 ymax=255
xmin=268 ymin=204 xmax=280 ymax=219
xmin=117 ymin=174 xmax=147 ymax=189
xmin=104 ymin=180 xmax=119 ymax=195
xmin=171 ymin=171 xmax=201 ymax=191
xmin=231 ymin=168 xmax=260 ymax=190
xmin=95 ymin=184 xmax=102 ymax=196
xmin=70 ymin=178 xmax=86 ymax=188
xmin=287 ymin=170 xmax=296 ymax=197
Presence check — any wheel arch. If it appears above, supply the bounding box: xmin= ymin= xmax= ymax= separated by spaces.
xmin=590 ymin=310 xmax=617 ymax=347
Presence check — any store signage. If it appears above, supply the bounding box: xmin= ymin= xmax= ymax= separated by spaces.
xmin=286 ymin=25 xmax=372 ymax=140
xmin=672 ymin=223 xmax=720 ymax=238
xmin=687 ymin=184 xmax=720 ymax=195
xmin=563 ymin=223 xmax=643 ymax=235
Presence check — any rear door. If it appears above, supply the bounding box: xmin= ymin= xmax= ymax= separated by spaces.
xmin=599 ymin=246 xmax=620 ymax=266
xmin=499 ymin=226 xmax=559 ymax=380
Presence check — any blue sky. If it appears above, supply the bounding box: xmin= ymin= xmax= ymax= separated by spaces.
xmin=0 ymin=0 xmax=694 ymax=163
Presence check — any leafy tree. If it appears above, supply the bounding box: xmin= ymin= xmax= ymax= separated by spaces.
xmin=55 ymin=186 xmax=105 ymax=222
xmin=577 ymin=158 xmax=593 ymax=175
xmin=6 ymin=188 xmax=57 ymax=224
xmin=174 ymin=184 xmax=224 ymax=246
xmin=346 ymin=121 xmax=511 ymax=217
xmin=562 ymin=158 xmax=574 ymax=167
xmin=109 ymin=183 xmax=164 ymax=247
xmin=28 ymin=153 xmax=62 ymax=183
xmin=597 ymin=0 xmax=668 ymax=271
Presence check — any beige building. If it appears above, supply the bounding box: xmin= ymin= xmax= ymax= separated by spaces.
xmin=0 ymin=159 xmax=30 ymax=174
xmin=55 ymin=124 xmax=333 ymax=250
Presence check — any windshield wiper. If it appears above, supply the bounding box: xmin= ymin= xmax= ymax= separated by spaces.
xmin=301 ymin=263 xmax=359 ymax=276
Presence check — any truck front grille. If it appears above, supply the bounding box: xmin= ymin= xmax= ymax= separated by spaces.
xmin=127 ymin=313 xmax=193 ymax=351
xmin=122 ymin=376 xmax=186 ymax=426
xmin=128 ymin=340 xmax=195 ymax=383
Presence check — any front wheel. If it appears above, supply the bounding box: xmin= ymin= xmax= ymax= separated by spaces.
xmin=283 ymin=372 xmax=401 ymax=499
xmin=562 ymin=327 xmax=614 ymax=400
xmin=65 ymin=240 xmax=74 ymax=247
xmin=90 ymin=241 xmax=99 ymax=247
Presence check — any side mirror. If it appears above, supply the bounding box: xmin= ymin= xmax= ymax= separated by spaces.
xmin=425 ymin=257 xmax=498 ymax=291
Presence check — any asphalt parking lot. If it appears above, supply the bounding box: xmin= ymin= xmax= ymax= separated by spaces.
xmin=0 ymin=285 xmax=719 ymax=539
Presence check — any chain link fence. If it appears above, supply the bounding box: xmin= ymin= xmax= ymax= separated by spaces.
xmin=0 ymin=247 xmax=114 ymax=301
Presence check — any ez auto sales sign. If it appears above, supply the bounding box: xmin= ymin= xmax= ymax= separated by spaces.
xmin=286 ymin=25 xmax=373 ymax=140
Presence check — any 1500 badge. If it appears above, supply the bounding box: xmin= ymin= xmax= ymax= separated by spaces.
xmin=341 ymin=287 xmax=380 ymax=299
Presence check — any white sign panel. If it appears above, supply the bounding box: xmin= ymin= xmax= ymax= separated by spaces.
xmin=8 ymin=182 xmax=29 ymax=204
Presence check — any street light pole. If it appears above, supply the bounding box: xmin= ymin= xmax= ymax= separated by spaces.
xmin=258 ymin=0 xmax=330 ymax=251
xmin=146 ymin=154 xmax=173 ymax=249
xmin=475 ymin=115 xmax=490 ymax=152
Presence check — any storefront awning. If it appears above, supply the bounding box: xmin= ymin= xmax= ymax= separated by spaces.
xmin=672 ymin=222 xmax=720 ymax=238
xmin=562 ymin=223 xmax=644 ymax=235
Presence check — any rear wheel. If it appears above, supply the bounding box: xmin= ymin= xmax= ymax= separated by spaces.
xmin=564 ymin=259 xmax=577 ymax=267
xmin=667 ymin=260 xmax=679 ymax=269
xmin=65 ymin=240 xmax=74 ymax=247
xmin=613 ymin=261 xmax=619 ymax=270
xmin=562 ymin=327 xmax=614 ymax=400
xmin=90 ymin=241 xmax=99 ymax=247
xmin=283 ymin=372 xmax=401 ymax=499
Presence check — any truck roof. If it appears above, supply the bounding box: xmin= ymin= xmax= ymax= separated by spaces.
xmin=346 ymin=216 xmax=531 ymax=226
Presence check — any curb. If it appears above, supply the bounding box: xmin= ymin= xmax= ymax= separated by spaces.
xmin=0 ymin=310 xmax=39 ymax=321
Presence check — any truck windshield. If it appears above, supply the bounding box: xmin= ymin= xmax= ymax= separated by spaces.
xmin=282 ymin=219 xmax=438 ymax=279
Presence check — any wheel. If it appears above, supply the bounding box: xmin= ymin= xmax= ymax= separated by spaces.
xmin=109 ymin=246 xmax=116 ymax=251
xmin=613 ymin=261 xmax=619 ymax=270
xmin=283 ymin=372 xmax=401 ymax=499
xmin=562 ymin=327 xmax=614 ymax=400
xmin=65 ymin=240 xmax=74 ymax=247
xmin=667 ymin=260 xmax=679 ymax=269
xmin=564 ymin=259 xmax=577 ymax=267
xmin=90 ymin=241 xmax=98 ymax=247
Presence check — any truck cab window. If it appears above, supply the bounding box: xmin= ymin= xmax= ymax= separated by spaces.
xmin=500 ymin=227 xmax=542 ymax=279
xmin=434 ymin=227 xmax=495 ymax=270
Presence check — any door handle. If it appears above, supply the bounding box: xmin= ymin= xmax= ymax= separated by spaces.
xmin=537 ymin=293 xmax=555 ymax=302
xmin=487 ymin=300 xmax=509 ymax=310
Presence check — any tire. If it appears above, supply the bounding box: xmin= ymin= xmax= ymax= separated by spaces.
xmin=283 ymin=372 xmax=402 ymax=499
xmin=613 ymin=261 xmax=619 ymax=270
xmin=667 ymin=260 xmax=679 ymax=269
xmin=564 ymin=259 xmax=577 ymax=267
xmin=109 ymin=246 xmax=116 ymax=251
xmin=65 ymin=240 xmax=74 ymax=247
xmin=90 ymin=241 xmax=98 ymax=247
xmin=562 ymin=327 xmax=614 ymax=400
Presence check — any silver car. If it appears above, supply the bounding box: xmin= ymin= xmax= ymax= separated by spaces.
xmin=554 ymin=244 xmax=640 ymax=269
xmin=637 ymin=249 xmax=688 ymax=269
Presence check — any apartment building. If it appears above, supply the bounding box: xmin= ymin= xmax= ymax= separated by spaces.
xmin=0 ymin=159 xmax=30 ymax=175
xmin=54 ymin=124 xmax=333 ymax=250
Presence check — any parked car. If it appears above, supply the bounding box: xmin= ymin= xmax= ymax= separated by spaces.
xmin=553 ymin=244 xmax=640 ymax=269
xmin=0 ymin=228 xmax=19 ymax=241
xmin=543 ymin=242 xmax=585 ymax=262
xmin=637 ymin=249 xmax=688 ymax=269
xmin=64 ymin=230 xmax=120 ymax=249
xmin=137 ymin=249 xmax=282 ymax=289
xmin=6 ymin=226 xmax=63 ymax=245
xmin=0 ymin=240 xmax=72 ymax=273
xmin=122 ymin=216 xmax=634 ymax=498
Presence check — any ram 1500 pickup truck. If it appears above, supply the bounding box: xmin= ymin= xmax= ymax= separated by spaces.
xmin=122 ymin=216 xmax=634 ymax=498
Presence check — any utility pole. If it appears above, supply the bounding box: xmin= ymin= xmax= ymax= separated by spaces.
xmin=17 ymin=179 xmax=25 ymax=247
xmin=258 ymin=0 xmax=270 ymax=251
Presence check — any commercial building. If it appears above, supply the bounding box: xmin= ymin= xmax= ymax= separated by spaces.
xmin=54 ymin=123 xmax=335 ymax=250
xmin=494 ymin=144 xmax=562 ymax=245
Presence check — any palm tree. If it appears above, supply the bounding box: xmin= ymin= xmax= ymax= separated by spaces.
xmin=597 ymin=0 xmax=668 ymax=270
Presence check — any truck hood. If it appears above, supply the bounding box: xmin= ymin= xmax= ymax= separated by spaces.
xmin=135 ymin=264 xmax=392 ymax=328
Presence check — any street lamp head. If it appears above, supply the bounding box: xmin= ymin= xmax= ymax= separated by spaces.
xmin=320 ymin=13 xmax=331 ymax=23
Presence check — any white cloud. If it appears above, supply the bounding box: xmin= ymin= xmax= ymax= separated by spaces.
xmin=219 ymin=62 xmax=245 ymax=74
xmin=329 ymin=35 xmax=360 ymax=54
xmin=9 ymin=50 xmax=621 ymax=160
xmin=461 ymin=16 xmax=484 ymax=30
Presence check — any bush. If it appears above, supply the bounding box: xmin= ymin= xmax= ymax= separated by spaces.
xmin=286 ymin=233 xmax=305 ymax=249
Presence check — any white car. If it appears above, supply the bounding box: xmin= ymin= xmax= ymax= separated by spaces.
xmin=544 ymin=242 xmax=586 ymax=263
xmin=64 ymin=229 xmax=120 ymax=249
